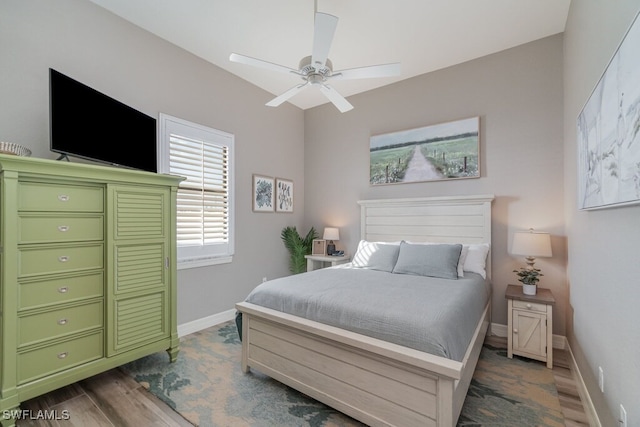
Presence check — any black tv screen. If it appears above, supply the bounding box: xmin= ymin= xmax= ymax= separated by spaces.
xmin=49 ymin=68 xmax=157 ymax=173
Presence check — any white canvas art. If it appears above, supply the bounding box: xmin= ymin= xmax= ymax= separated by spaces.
xmin=577 ymin=11 xmax=640 ymax=210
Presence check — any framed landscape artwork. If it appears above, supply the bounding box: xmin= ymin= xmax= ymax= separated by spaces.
xmin=276 ymin=178 xmax=294 ymax=213
xmin=369 ymin=117 xmax=480 ymax=185
xmin=252 ymin=174 xmax=274 ymax=212
xmin=577 ymin=10 xmax=640 ymax=210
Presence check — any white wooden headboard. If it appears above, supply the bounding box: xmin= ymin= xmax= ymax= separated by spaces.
xmin=357 ymin=195 xmax=495 ymax=276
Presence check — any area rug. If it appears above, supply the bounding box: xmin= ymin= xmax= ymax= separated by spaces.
xmin=121 ymin=321 xmax=565 ymax=427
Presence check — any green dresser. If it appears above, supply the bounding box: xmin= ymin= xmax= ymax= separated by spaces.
xmin=0 ymin=154 xmax=182 ymax=426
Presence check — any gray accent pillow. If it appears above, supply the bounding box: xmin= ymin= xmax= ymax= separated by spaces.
xmin=392 ymin=242 xmax=462 ymax=279
xmin=351 ymin=240 xmax=400 ymax=272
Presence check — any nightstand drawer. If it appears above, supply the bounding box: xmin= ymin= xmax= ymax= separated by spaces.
xmin=19 ymin=300 xmax=103 ymax=346
xmin=513 ymin=300 xmax=547 ymax=313
xmin=18 ymin=331 xmax=104 ymax=384
xmin=19 ymin=244 xmax=103 ymax=277
xmin=19 ymin=215 xmax=104 ymax=244
xmin=19 ymin=182 xmax=104 ymax=213
xmin=19 ymin=272 xmax=104 ymax=311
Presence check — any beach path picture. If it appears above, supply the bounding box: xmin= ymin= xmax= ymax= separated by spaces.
xmin=370 ymin=117 xmax=480 ymax=185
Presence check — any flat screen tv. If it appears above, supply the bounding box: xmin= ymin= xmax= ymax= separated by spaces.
xmin=49 ymin=68 xmax=157 ymax=173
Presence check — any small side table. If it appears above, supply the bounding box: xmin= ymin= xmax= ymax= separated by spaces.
xmin=505 ymin=284 xmax=555 ymax=368
xmin=305 ymin=254 xmax=350 ymax=272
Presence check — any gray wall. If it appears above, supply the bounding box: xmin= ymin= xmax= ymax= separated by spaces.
xmin=6 ymin=0 xmax=638 ymax=423
xmin=0 ymin=0 xmax=305 ymax=325
xmin=564 ymin=1 xmax=640 ymax=424
xmin=304 ymin=35 xmax=567 ymax=336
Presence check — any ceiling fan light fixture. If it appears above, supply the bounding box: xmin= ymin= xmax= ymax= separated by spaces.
xmin=229 ymin=6 xmax=400 ymax=112
xmin=298 ymin=56 xmax=332 ymax=77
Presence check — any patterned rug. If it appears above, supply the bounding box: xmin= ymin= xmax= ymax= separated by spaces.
xmin=121 ymin=321 xmax=565 ymax=427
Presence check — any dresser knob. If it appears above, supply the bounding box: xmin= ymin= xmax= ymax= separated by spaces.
xmin=58 ymin=256 xmax=69 ymax=262
xmin=513 ymin=329 xmax=519 ymax=334
xmin=58 ymin=318 xmax=68 ymax=325
xmin=57 ymin=352 xmax=68 ymax=359
xmin=58 ymin=225 xmax=70 ymax=232
xmin=58 ymin=195 xmax=70 ymax=202
xmin=526 ymin=303 xmax=532 ymax=309
xmin=58 ymin=287 xmax=69 ymax=293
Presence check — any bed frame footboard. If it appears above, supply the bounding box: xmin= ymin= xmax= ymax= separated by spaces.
xmin=236 ymin=301 xmax=490 ymax=427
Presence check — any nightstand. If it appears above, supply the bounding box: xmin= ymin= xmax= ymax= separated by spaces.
xmin=304 ymin=254 xmax=350 ymax=272
xmin=505 ymin=284 xmax=555 ymax=368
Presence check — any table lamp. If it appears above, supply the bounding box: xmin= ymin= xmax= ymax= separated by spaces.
xmin=511 ymin=228 xmax=552 ymax=295
xmin=511 ymin=228 xmax=552 ymax=269
xmin=323 ymin=227 xmax=339 ymax=255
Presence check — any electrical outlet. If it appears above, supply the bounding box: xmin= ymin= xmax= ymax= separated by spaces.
xmin=598 ymin=366 xmax=604 ymax=392
xmin=619 ymin=404 xmax=627 ymax=427
xmin=262 ymin=277 xmax=267 ymax=283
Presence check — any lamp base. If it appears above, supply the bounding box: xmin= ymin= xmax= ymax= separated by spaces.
xmin=326 ymin=243 xmax=335 ymax=255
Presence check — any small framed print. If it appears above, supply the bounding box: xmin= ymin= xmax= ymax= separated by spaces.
xmin=312 ymin=239 xmax=327 ymax=255
xmin=275 ymin=178 xmax=294 ymax=213
xmin=252 ymin=174 xmax=274 ymax=212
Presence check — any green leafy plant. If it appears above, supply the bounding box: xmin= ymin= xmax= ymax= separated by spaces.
xmin=281 ymin=226 xmax=318 ymax=274
xmin=513 ymin=267 xmax=543 ymax=285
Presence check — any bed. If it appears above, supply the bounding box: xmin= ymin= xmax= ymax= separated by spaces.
xmin=236 ymin=195 xmax=494 ymax=427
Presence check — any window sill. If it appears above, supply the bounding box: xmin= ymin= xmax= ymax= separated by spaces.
xmin=177 ymin=255 xmax=233 ymax=270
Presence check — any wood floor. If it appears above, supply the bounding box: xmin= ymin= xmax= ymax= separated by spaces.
xmin=485 ymin=335 xmax=590 ymax=427
xmin=16 ymin=335 xmax=590 ymax=427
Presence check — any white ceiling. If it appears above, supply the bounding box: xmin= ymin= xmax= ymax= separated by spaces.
xmin=89 ymin=0 xmax=571 ymax=111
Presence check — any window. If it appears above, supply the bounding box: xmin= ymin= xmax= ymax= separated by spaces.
xmin=159 ymin=114 xmax=234 ymax=269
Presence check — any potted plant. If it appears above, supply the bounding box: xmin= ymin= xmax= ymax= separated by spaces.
xmin=281 ymin=226 xmax=318 ymax=274
xmin=513 ymin=266 xmax=543 ymax=295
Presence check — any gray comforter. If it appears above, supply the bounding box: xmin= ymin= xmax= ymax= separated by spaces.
xmin=242 ymin=264 xmax=490 ymax=362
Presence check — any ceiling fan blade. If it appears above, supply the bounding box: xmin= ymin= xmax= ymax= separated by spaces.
xmin=319 ymin=84 xmax=353 ymax=113
xmin=333 ymin=62 xmax=401 ymax=80
xmin=311 ymin=12 xmax=338 ymax=69
xmin=229 ymin=53 xmax=299 ymax=75
xmin=266 ymin=83 xmax=310 ymax=107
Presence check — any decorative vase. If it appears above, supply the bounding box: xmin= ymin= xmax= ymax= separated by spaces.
xmin=522 ymin=283 xmax=537 ymax=296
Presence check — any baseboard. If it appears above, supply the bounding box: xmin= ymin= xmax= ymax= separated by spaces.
xmin=566 ymin=342 xmax=601 ymax=427
xmin=177 ymin=308 xmax=236 ymax=337
xmin=490 ymin=322 xmax=566 ymax=349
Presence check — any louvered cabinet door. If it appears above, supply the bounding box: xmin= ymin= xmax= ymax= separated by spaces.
xmin=107 ymin=185 xmax=171 ymax=356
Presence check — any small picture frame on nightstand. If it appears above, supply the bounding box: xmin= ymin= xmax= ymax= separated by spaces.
xmin=312 ymin=239 xmax=327 ymax=255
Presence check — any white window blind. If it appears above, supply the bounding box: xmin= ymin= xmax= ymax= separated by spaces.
xmin=159 ymin=114 xmax=234 ymax=268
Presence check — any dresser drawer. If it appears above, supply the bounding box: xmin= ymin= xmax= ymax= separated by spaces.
xmin=513 ymin=300 xmax=548 ymax=313
xmin=18 ymin=331 xmax=104 ymax=384
xmin=19 ymin=272 xmax=104 ymax=310
xmin=19 ymin=215 xmax=104 ymax=244
xmin=19 ymin=301 xmax=103 ymax=346
xmin=19 ymin=182 xmax=104 ymax=213
xmin=19 ymin=244 xmax=103 ymax=277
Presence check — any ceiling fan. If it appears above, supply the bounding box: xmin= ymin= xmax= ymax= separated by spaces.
xmin=229 ymin=2 xmax=400 ymax=113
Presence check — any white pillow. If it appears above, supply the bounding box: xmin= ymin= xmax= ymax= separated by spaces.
xmin=463 ymin=243 xmax=490 ymax=279
xmin=457 ymin=245 xmax=469 ymax=277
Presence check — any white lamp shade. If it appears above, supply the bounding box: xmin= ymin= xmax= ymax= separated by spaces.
xmin=323 ymin=227 xmax=340 ymax=241
xmin=511 ymin=229 xmax=552 ymax=257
